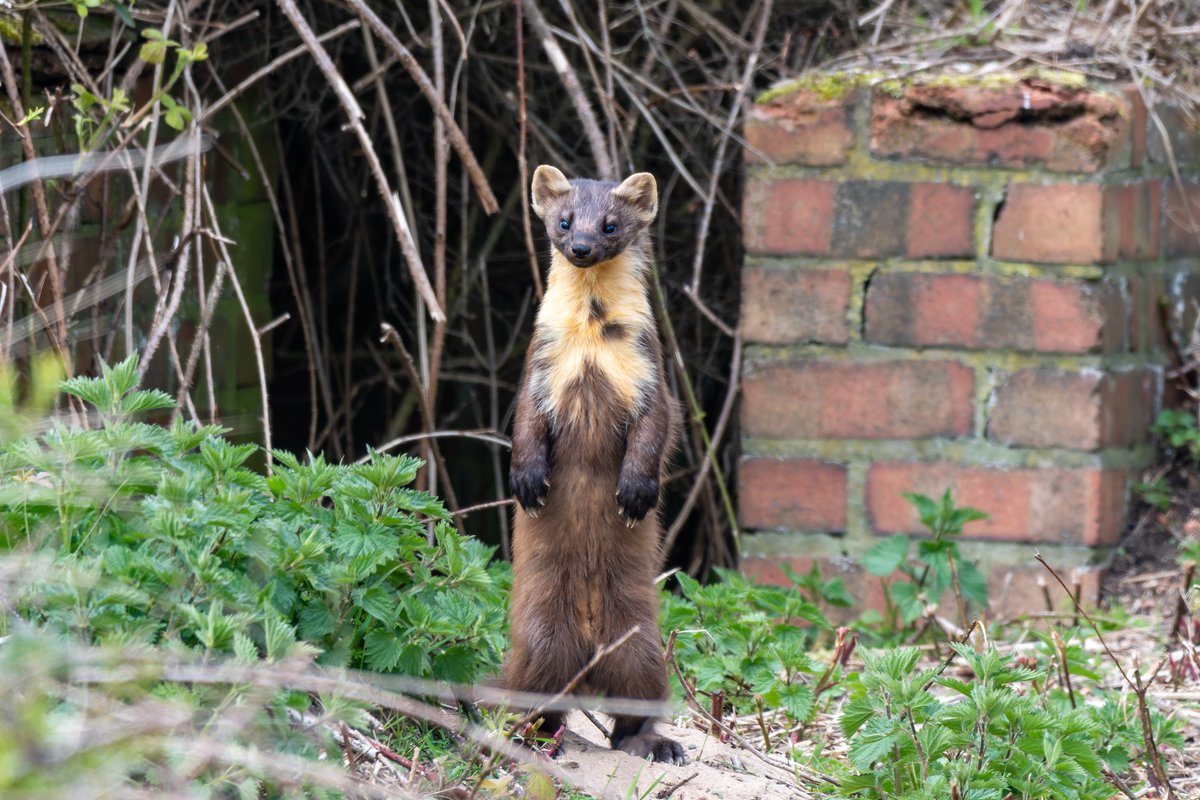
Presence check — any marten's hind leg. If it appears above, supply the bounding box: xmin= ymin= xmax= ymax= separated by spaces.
xmin=503 ymin=574 xmax=590 ymax=746
xmin=589 ymin=626 xmax=687 ymax=765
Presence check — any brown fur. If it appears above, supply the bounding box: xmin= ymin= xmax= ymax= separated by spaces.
xmin=504 ymin=166 xmax=685 ymax=765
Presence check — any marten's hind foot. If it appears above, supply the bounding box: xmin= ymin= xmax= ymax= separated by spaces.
xmin=612 ymin=732 xmax=687 ymax=765
xmin=610 ymin=716 xmax=687 ymax=765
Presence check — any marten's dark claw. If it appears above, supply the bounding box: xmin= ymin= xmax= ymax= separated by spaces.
xmin=616 ymin=471 xmax=659 ymax=523
xmin=511 ymin=458 xmax=550 ymax=513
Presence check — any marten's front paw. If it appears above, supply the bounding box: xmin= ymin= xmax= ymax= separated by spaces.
xmin=616 ymin=471 xmax=659 ymax=526
xmin=510 ymin=460 xmax=550 ymax=516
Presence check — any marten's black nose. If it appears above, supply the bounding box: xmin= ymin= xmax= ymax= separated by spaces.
xmin=572 ymin=243 xmax=592 ymax=258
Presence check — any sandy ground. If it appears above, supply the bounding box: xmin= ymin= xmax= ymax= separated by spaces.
xmin=553 ymin=711 xmax=810 ymax=800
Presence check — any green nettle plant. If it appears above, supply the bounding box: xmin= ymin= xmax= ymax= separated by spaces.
xmin=860 ymin=489 xmax=989 ymax=631
xmin=1150 ymin=408 xmax=1200 ymax=462
xmin=0 ymin=355 xmax=509 ymax=680
xmin=663 ymin=567 xmax=848 ymax=729
xmin=836 ymin=644 xmax=1182 ymax=800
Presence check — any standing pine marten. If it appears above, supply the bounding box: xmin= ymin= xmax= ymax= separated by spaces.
xmin=503 ymin=165 xmax=685 ymax=765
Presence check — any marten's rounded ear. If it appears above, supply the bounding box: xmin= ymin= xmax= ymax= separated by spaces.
xmin=613 ymin=172 xmax=658 ymax=224
xmin=531 ymin=165 xmax=571 ymax=219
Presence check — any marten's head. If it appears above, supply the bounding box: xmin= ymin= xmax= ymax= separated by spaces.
xmin=530 ymin=165 xmax=658 ymax=269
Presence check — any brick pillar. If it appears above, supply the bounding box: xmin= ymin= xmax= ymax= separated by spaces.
xmin=738 ymin=76 xmax=1200 ymax=615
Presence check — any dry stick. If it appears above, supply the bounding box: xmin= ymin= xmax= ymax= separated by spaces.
xmin=363 ymin=429 xmax=511 ymax=460
xmin=452 ymin=498 xmax=514 ymax=518
xmin=1 ymin=220 xmax=35 ymax=360
xmin=337 ymin=0 xmax=497 ymax=215
xmin=522 ymin=0 xmax=614 ymax=178
xmin=479 ymin=258 xmax=513 ymax=559
xmin=551 ymin=0 xmax=618 ymax=177
xmin=275 ymin=0 xmax=445 ymax=324
xmin=514 ymin=0 xmax=544 ymax=300
xmin=139 ymin=131 xmax=203 ymax=379
xmin=1171 ymin=563 xmax=1196 ymax=640
xmin=1034 ymin=553 xmax=1176 ymax=799
xmin=0 ymin=36 xmax=67 ymax=359
xmin=425 ymin=0 xmax=451 ymax=499
xmin=661 ymin=329 xmax=741 ymax=560
xmin=686 ymin=0 xmax=773 ymax=298
xmin=663 ymin=631 xmax=825 ymax=793
xmin=379 ymin=323 xmax=465 ymax=536
xmin=201 ymin=186 xmax=273 ymax=473
xmin=595 ymin=0 xmax=621 ymax=171
xmin=1052 ymin=630 xmax=1077 ymax=709
xmin=650 ymin=267 xmax=741 ymax=560
xmin=176 ymin=259 xmax=227 ymax=414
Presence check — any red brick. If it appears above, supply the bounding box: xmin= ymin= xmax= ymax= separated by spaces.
xmin=745 ymin=90 xmax=855 ymax=167
xmin=987 ymin=368 xmax=1105 ymax=450
xmin=831 ymin=182 xmax=908 ymax=258
xmin=1103 ymin=181 xmax=1162 ymax=261
xmin=741 ymin=268 xmax=852 ymax=344
xmin=865 ymin=272 xmax=983 ymax=348
xmin=1122 ymin=85 xmax=1148 ymax=169
xmin=742 ymin=360 xmax=974 ymax=440
xmin=907 ymin=184 xmax=976 ymax=258
xmin=738 ymin=458 xmax=847 ymax=531
xmin=743 ymin=179 xmax=836 ymax=255
xmin=866 ymin=462 xmax=1127 ymax=546
xmin=1131 ymin=274 xmax=1165 ymax=354
xmin=992 ymin=184 xmax=1104 ymax=264
xmin=870 ymin=84 xmax=1127 ymax=173
xmin=1101 ymin=369 xmax=1157 ymax=448
xmin=864 ymin=272 xmax=1121 ymax=353
xmin=1030 ymin=278 xmax=1124 ymax=353
xmin=1164 ymin=179 xmax=1200 ymax=258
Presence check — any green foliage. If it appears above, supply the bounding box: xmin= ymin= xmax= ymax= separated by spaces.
xmin=0 ymin=355 xmax=509 ymax=681
xmin=1151 ymin=408 xmax=1200 ymax=461
xmin=860 ymin=489 xmax=988 ymax=631
xmin=663 ymin=567 xmax=839 ymax=726
xmin=1133 ymin=478 xmax=1172 ymax=512
xmin=834 ymin=642 xmax=1180 ymax=799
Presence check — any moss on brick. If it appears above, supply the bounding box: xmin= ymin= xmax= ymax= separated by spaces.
xmin=762 ymin=66 xmax=1098 ymax=107
xmin=756 ymin=71 xmax=882 ymax=104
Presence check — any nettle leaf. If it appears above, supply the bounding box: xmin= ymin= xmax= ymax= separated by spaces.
xmin=889 ymin=581 xmax=925 ymax=623
xmin=121 ymin=389 xmax=175 ymax=415
xmin=297 ymin=601 xmax=335 ymax=639
xmin=955 ymin=560 xmax=989 ymax=607
xmin=862 ymin=534 xmax=909 ymax=576
xmin=263 ymin=610 xmax=299 ymax=661
xmin=396 ymin=643 xmax=430 ymax=677
xmin=848 ymin=715 xmax=902 ymax=771
xmin=776 ymin=682 xmax=813 ymax=722
xmin=433 ymin=645 xmax=477 ymax=683
xmin=903 ymin=491 xmax=940 ymax=528
xmin=352 ymin=586 xmax=397 ymax=626
xmin=362 ymin=630 xmax=403 ymax=671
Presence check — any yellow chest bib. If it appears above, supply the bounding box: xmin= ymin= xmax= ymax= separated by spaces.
xmin=532 ymin=251 xmax=656 ymax=424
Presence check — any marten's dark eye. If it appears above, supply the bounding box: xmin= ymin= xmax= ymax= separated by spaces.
xmin=559 ymin=219 xmax=570 ymax=231
xmin=604 ymin=223 xmax=617 ymax=235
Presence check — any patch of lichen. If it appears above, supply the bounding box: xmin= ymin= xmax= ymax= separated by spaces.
xmin=756 ymin=71 xmax=884 ymax=104
xmin=760 ymin=66 xmax=1096 ymax=105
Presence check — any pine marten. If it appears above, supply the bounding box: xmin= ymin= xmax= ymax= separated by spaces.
xmin=503 ymin=165 xmax=685 ymax=765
